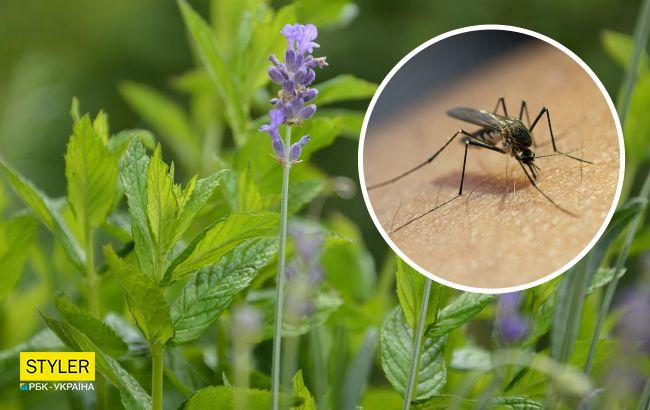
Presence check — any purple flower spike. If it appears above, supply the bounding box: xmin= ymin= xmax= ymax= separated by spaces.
xmin=289 ymin=135 xmax=310 ymax=163
xmin=260 ymin=22 xmax=326 ymax=166
xmin=496 ymin=292 xmax=529 ymax=344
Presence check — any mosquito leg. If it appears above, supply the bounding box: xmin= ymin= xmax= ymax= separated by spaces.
xmin=529 ymin=107 xmax=592 ymax=164
xmin=517 ymin=160 xmax=577 ymax=217
xmin=392 ymin=137 xmax=505 ymax=233
xmin=492 ymin=95 xmax=508 ymax=117
xmin=518 ymin=100 xmax=535 ymax=146
xmin=368 ymin=129 xmax=468 ymax=190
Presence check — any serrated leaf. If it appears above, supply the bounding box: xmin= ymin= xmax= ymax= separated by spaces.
xmin=427 ymin=292 xmax=495 ymax=337
xmin=586 ymin=267 xmax=625 ymax=294
xmin=53 ymin=293 xmax=128 ymax=358
xmin=0 ymin=329 xmax=62 ymax=385
xmin=180 ymin=386 xmax=298 ymax=409
xmin=40 ymin=312 xmax=151 ymax=409
xmin=0 ymin=214 xmax=37 ymax=300
xmin=179 ymin=0 xmax=247 ymax=142
xmin=395 ymin=256 xmax=439 ymax=329
xmin=120 ymin=140 xmax=155 ymax=278
xmin=174 ymin=169 xmax=229 ymax=241
xmin=104 ymin=246 xmax=174 ymax=346
xmin=380 ymin=307 xmax=446 ymax=400
xmin=493 ymin=396 xmax=544 ymax=409
xmin=147 ymin=146 xmax=179 ymax=280
xmin=120 ymin=81 xmax=199 ymax=167
xmin=170 ymin=238 xmax=276 ymax=345
xmin=237 ymin=166 xmax=264 ymax=212
xmin=316 ymin=74 xmax=377 ymax=105
xmin=65 ymin=115 xmax=118 ymax=228
xmin=292 ymin=370 xmax=316 ymax=410
xmin=168 ymin=211 xmax=279 ymax=281
xmin=0 ymin=159 xmax=85 ymax=270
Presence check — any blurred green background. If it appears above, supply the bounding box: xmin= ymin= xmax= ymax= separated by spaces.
xmin=0 ymin=0 xmax=642 ymax=260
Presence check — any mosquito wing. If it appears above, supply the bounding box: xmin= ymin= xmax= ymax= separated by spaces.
xmin=447 ymin=107 xmax=500 ymax=132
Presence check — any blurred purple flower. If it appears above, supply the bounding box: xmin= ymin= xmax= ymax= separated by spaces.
xmin=259 ymin=23 xmax=327 ymax=165
xmin=284 ymin=222 xmax=326 ymax=316
xmin=496 ymin=292 xmax=529 ymax=344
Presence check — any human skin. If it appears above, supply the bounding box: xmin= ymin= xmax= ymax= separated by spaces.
xmin=362 ymin=41 xmax=621 ymax=289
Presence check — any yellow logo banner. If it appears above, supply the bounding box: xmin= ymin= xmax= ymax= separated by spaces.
xmin=20 ymin=352 xmax=95 ymax=381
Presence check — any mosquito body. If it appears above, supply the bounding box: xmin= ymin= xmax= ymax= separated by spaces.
xmin=367 ymin=97 xmax=592 ymax=232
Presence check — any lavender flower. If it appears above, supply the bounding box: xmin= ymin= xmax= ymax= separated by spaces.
xmin=285 ymin=222 xmax=325 ymax=316
xmin=259 ymin=23 xmax=327 ymax=165
xmin=496 ymin=292 xmax=529 ymax=344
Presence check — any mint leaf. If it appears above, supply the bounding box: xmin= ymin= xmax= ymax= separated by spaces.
xmin=146 ymin=146 xmax=180 ymax=279
xmin=0 ymin=159 xmax=85 ymax=270
xmin=427 ymin=293 xmax=495 ymax=337
xmin=53 ymin=293 xmax=128 ymax=358
xmin=380 ymin=307 xmax=446 ymax=400
xmin=395 ymin=256 xmax=439 ymax=329
xmin=65 ymin=115 xmax=118 ymax=228
xmin=292 ymin=370 xmax=317 ymax=410
xmin=120 ymin=140 xmax=155 ymax=278
xmin=0 ymin=214 xmax=37 ymax=300
xmin=180 ymin=386 xmax=298 ymax=409
xmin=170 ymin=238 xmax=276 ymax=345
xmin=167 ymin=211 xmax=279 ymax=281
xmin=104 ymin=246 xmax=174 ymax=346
xmin=40 ymin=312 xmax=151 ymax=410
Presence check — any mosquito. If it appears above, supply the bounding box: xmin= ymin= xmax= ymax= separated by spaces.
xmin=367 ymin=96 xmax=593 ymax=233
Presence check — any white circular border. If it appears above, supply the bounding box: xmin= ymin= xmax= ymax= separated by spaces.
xmin=358 ymin=24 xmax=626 ymax=294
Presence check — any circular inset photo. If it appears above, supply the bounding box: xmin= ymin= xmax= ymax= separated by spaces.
xmin=359 ymin=25 xmax=624 ymax=292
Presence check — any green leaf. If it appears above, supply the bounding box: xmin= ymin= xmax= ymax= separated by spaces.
xmin=121 ymin=140 xmax=155 ymax=277
xmin=552 ymin=197 xmax=645 ymax=361
xmin=281 ymin=290 xmax=343 ymax=337
xmin=175 ymin=169 xmax=229 ymax=240
xmin=625 ymin=73 xmax=650 ymax=162
xmin=0 ymin=159 xmax=85 ymax=271
xmin=319 ymin=109 xmax=365 ymax=138
xmin=0 ymin=329 xmax=62 ymax=385
xmin=292 ymin=370 xmax=317 ymax=410
xmin=395 ymin=256 xmax=438 ymax=329
xmin=65 ymin=115 xmax=118 ymax=228
xmin=586 ymin=267 xmax=625 ymax=294
xmin=450 ymin=346 xmax=491 ymax=371
xmin=427 ymin=292 xmax=495 ymax=337
xmin=316 ymin=74 xmax=377 ymax=105
xmin=120 ymin=81 xmax=199 ymax=167
xmin=40 ymin=312 xmax=151 ymax=410
xmin=380 ymin=307 xmax=446 ymax=400
xmin=178 ymin=0 xmax=247 ymax=142
xmin=53 ymin=293 xmax=128 ymax=358
xmin=168 ymin=211 xmax=279 ymax=281
xmin=170 ymin=238 xmax=276 ymax=345
xmin=237 ymin=166 xmax=264 ymax=212
xmin=602 ymin=30 xmax=649 ymax=72
xmin=299 ymin=0 xmax=359 ymax=28
xmin=0 ymin=214 xmax=37 ymax=300
xmin=104 ymin=246 xmax=174 ymax=346
xmin=147 ymin=146 xmax=180 ymax=280
xmin=180 ymin=386 xmax=298 ymax=409
xmin=339 ymin=329 xmax=378 ymax=409
xmin=493 ymin=396 xmax=544 ymax=409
